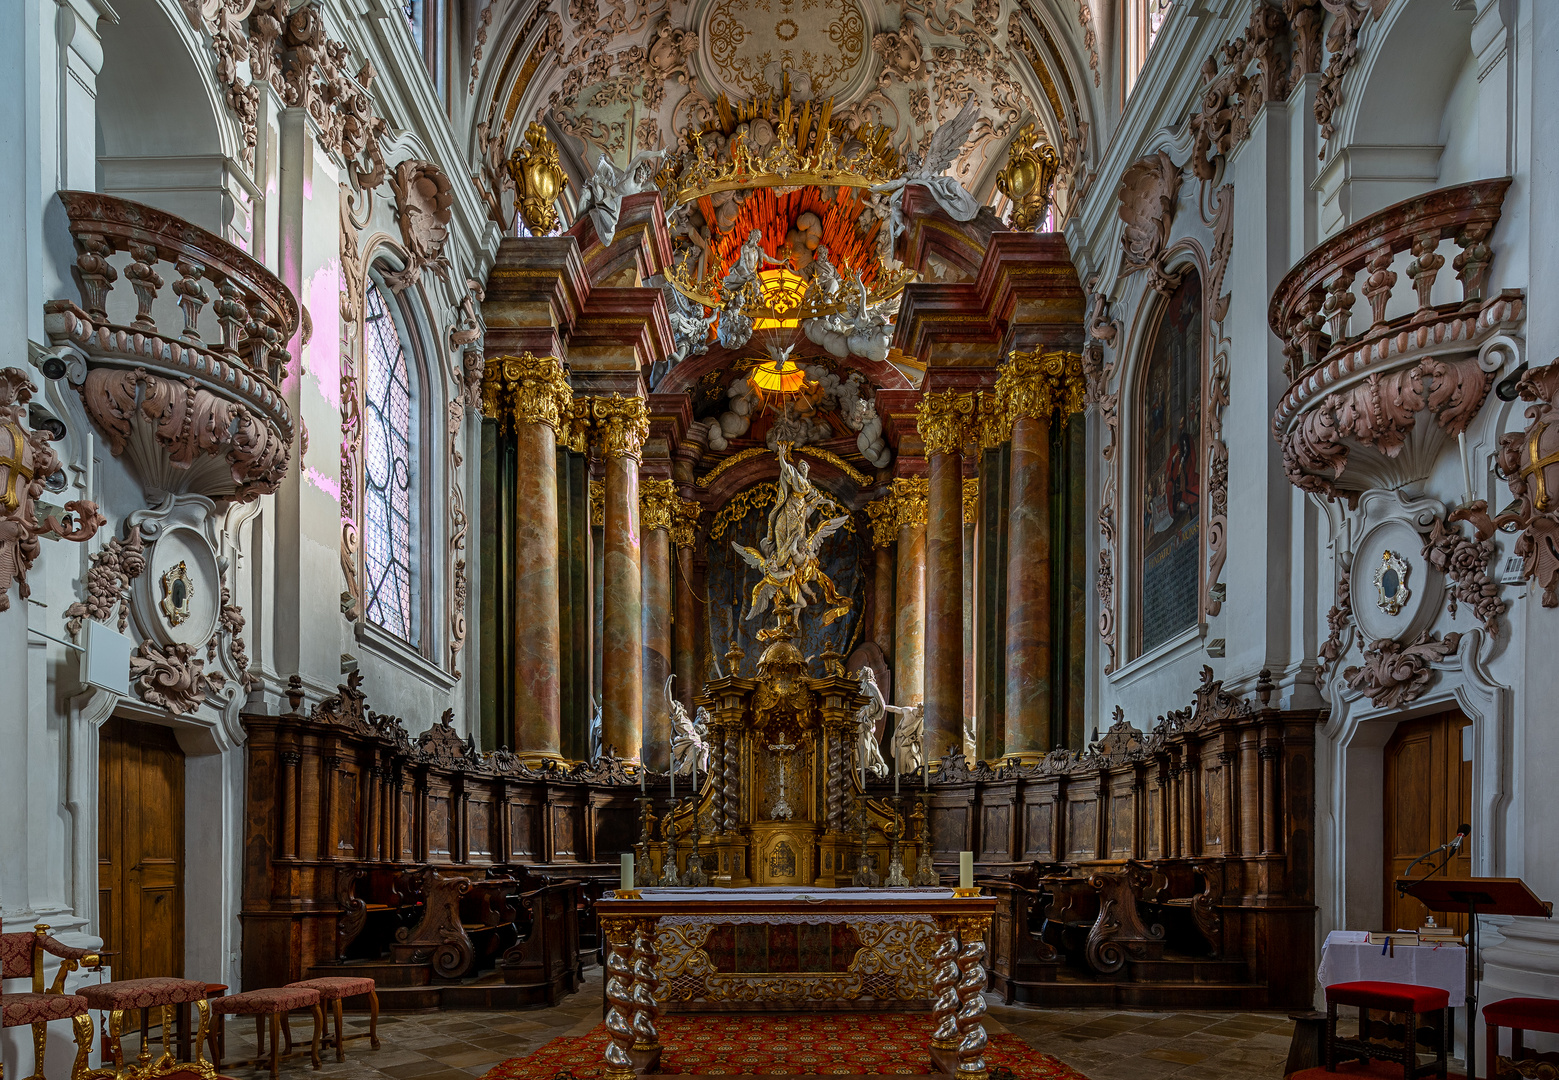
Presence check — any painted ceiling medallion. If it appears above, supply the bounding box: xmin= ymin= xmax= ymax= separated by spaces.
xmin=704 ymin=0 xmax=867 ymax=100
xmin=160 ymin=560 xmax=195 ymax=627
xmin=1373 ymin=550 xmax=1411 ymax=616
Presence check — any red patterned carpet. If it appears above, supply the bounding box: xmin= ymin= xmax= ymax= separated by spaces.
xmin=481 ymin=1013 xmax=1090 ymax=1078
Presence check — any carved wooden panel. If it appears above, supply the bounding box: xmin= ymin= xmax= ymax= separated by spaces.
xmin=933 ymin=806 xmax=968 ymax=855
xmin=594 ymin=805 xmax=637 ymax=858
xmin=552 ymin=803 xmax=579 ymax=859
xmin=467 ymin=797 xmax=493 ymax=860
xmin=1066 ymin=799 xmax=1097 ymax=860
xmin=1107 ymin=781 xmax=1135 ymax=859
xmin=398 ymin=790 xmax=416 ymax=860
xmin=335 ymin=762 xmax=360 ymax=858
xmin=428 ymin=795 xmax=452 ymax=859
xmin=979 ymin=804 xmax=1011 ymax=861
xmin=511 ymin=803 xmax=537 ymax=859
xmin=1022 ymin=801 xmax=1054 ymax=859
xmin=1201 ymin=763 xmax=1225 ymax=853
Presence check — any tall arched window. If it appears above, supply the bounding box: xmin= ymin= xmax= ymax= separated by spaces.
xmin=1134 ymin=266 xmax=1203 ymax=656
xmin=361 ymin=280 xmax=421 ymax=645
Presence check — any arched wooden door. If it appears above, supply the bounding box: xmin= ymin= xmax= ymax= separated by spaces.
xmin=98 ymin=717 xmax=186 ymax=980
xmin=1383 ymin=711 xmax=1472 ymax=935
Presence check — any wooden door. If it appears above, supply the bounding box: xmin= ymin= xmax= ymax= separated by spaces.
xmin=99 ymin=717 xmax=186 ymax=980
xmin=1383 ymin=711 xmax=1472 ymax=935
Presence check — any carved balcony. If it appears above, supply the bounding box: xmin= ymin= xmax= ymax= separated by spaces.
xmin=1269 ymin=178 xmax=1522 ymax=498
xmin=44 ymin=191 xmax=298 ymax=502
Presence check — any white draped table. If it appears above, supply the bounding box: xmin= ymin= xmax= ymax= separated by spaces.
xmin=593 ymin=887 xmax=998 ymax=1080
xmin=1318 ymin=931 xmax=1468 ymax=1000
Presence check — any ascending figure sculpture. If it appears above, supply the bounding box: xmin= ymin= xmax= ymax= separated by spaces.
xmin=732 ymin=444 xmax=853 ymax=638
xmin=666 ymin=675 xmax=711 ymax=777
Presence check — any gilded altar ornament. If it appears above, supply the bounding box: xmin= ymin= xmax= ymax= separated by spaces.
xmin=994 ymin=349 xmax=1087 ymax=424
xmin=159 ymin=561 xmax=194 ymax=627
xmin=995 ymin=121 xmax=1062 ymax=232
xmin=915 ymin=390 xmax=976 ymax=457
xmin=479 ymin=353 xmax=573 ymax=432
xmin=730 ymin=444 xmax=853 ymax=641
xmin=506 ymin=122 xmax=567 ymax=235
xmin=1373 ymin=549 xmax=1411 ymax=615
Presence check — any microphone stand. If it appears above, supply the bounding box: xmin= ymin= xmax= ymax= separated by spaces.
xmin=1397 ymin=835 xmax=1465 ymax=897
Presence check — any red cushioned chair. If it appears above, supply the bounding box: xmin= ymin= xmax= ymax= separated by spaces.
xmin=1326 ymin=980 xmax=1451 ymax=1079
xmin=1484 ymin=997 xmax=1559 ymax=1079
xmin=209 ymin=986 xmax=322 ymax=1080
xmin=0 ymin=922 xmax=99 ymax=1080
xmin=282 ymin=977 xmax=379 ymax=1062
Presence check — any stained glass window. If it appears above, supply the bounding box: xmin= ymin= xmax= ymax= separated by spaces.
xmin=361 ymin=281 xmax=419 ymax=645
xmin=1148 ymin=0 xmax=1174 ymax=48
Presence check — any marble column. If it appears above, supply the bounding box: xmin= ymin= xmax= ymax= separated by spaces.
xmin=995 ymin=350 xmax=1085 ymax=763
xmin=481 ymin=354 xmax=574 ymax=762
xmin=671 ymin=497 xmax=701 ymax=711
xmin=591 ymin=479 xmax=605 ymax=705
xmin=865 ymin=498 xmax=897 ymax=659
xmin=640 ymin=478 xmax=676 ymax=771
xmin=594 ymin=395 xmax=650 ymax=764
xmin=891 ymin=477 xmax=928 ymax=722
xmin=917 ymin=391 xmax=973 ymax=768
xmin=963 ymin=478 xmax=979 ymax=745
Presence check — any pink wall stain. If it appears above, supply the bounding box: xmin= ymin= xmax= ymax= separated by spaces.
xmin=305 ymin=465 xmax=341 ymax=502
xmin=306 ymin=260 xmax=343 ymax=410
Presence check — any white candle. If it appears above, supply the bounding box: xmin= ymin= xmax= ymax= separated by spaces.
xmin=640 ymin=749 xmax=646 ymax=793
xmin=959 ymin=851 xmax=974 ymax=890
xmin=620 ymin=853 xmax=634 ymax=892
xmin=894 ymin=751 xmax=899 ymax=795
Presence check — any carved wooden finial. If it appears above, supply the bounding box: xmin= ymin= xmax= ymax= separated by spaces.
xmin=285 ymin=674 xmax=304 ymax=714
xmin=1256 ymin=668 xmax=1274 ymax=707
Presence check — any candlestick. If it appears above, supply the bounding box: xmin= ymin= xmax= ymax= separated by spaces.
xmin=959 ymin=851 xmax=973 ymax=890
xmin=923 ymin=756 xmax=929 ymax=791
xmin=894 ymin=749 xmax=899 ymax=795
xmin=621 ymin=853 xmax=634 ymax=892
xmin=670 ymin=758 xmax=675 ymax=802
xmin=640 ymin=745 xmax=647 ymax=792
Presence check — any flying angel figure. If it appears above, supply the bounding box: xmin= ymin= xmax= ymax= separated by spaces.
xmin=667 ymin=676 xmax=711 ymax=777
xmin=731 ymin=511 xmax=853 ymax=629
xmin=576 ymin=149 xmax=668 ymax=246
xmin=869 ymin=96 xmax=983 ymax=260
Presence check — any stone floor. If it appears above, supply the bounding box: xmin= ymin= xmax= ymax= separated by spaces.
xmin=188 ymin=965 xmax=1315 ymax=1080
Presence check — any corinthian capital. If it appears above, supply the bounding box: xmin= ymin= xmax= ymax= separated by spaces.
xmin=670 ymin=497 xmax=701 ymax=548
xmin=865 ymin=496 xmax=897 ymax=549
xmin=915 ymin=390 xmax=976 ymax=457
xmin=994 ymin=349 xmax=1087 ymax=426
xmin=640 ymin=478 xmax=676 ymax=533
xmin=589 ymin=394 xmax=650 ymax=459
xmin=480 ymin=353 xmax=573 ymax=433
xmin=890 ymin=477 xmax=929 ymax=530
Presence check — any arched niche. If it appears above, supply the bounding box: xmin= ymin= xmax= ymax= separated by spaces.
xmin=95 ymin=0 xmax=253 ymax=246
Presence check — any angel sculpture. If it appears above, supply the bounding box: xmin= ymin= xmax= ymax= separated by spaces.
xmin=666 ymin=676 xmax=711 ymax=777
xmin=853 ymin=667 xmax=900 ymax=779
xmin=576 ymin=149 xmax=668 ymax=246
xmin=802 ymin=271 xmax=891 ymax=364
xmin=869 ymin=96 xmax=982 ymax=260
xmin=722 ymin=228 xmax=785 ymax=294
xmin=589 ymin=694 xmax=603 ymax=763
xmin=807 ymin=245 xmax=842 ymax=305
xmin=653 ymin=282 xmax=717 ymax=387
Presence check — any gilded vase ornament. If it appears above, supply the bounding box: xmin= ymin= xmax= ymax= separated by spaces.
xmin=506 ymin=122 xmax=567 ymax=235
xmin=995 ymin=121 xmax=1062 ymax=233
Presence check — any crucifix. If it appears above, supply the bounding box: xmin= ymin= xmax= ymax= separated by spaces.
xmin=767 ymin=738 xmax=797 ymax=820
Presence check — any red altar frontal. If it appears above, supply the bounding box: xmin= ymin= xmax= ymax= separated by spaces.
xmin=594 ymin=887 xmax=998 ymax=1079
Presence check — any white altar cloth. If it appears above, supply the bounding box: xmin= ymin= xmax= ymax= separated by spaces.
xmin=1318 ymin=931 xmax=1468 ymax=1001
xmin=637 ymin=887 xmax=955 ymax=924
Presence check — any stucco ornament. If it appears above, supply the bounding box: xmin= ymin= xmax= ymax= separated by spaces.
xmin=1117 ymin=151 xmax=1182 ymax=295
xmin=0 ymin=368 xmax=103 ymax=612
xmin=1343 ymin=630 xmax=1462 ymax=709
xmin=507 ymin=122 xmax=568 ymax=234
xmin=129 ymin=638 xmax=225 ymax=715
xmin=384 ymin=160 xmax=454 ymax=291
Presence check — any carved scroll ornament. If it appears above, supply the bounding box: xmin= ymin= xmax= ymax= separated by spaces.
xmin=1342 ymin=630 xmax=1461 ymax=709
xmin=130 ymin=638 xmax=225 ymax=715
xmin=1452 ymin=361 xmax=1559 ymax=607
xmin=1117 ymin=151 xmax=1182 ymax=296
xmin=383 ymin=160 xmax=454 ymax=291
xmin=0 ymin=368 xmax=103 ymax=612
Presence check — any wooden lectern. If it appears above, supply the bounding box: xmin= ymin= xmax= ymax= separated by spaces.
xmin=1397 ymin=877 xmax=1552 ymax=1079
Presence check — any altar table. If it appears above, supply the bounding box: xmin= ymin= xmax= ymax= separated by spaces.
xmin=1318 ymin=931 xmax=1468 ymax=1001
xmin=593 ymin=887 xmax=999 ymax=1080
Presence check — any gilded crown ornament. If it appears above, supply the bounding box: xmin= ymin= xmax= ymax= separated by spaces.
xmin=995 ymin=349 xmax=1087 ymax=425
xmin=507 ymin=122 xmax=567 ymax=235
xmin=995 ymin=122 xmax=1062 ymax=233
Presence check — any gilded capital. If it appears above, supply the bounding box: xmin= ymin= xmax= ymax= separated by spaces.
xmin=915 ymin=390 xmax=976 ymax=457
xmin=640 ymin=478 xmax=676 ymax=533
xmin=480 ymin=353 xmax=573 ymax=434
xmin=589 ymin=479 xmax=604 ymax=527
xmin=864 ymin=497 xmax=897 ymax=549
xmin=670 ymin=497 xmax=701 ymax=547
xmin=963 ymin=477 xmax=979 ymax=525
xmin=589 ymin=394 xmax=650 ymax=459
xmin=975 ymin=390 xmax=1012 ymax=448
xmin=994 ymin=349 xmax=1087 ymax=426
xmin=891 ymin=477 xmax=929 ymax=530
xmin=557 ymin=395 xmax=593 ymax=455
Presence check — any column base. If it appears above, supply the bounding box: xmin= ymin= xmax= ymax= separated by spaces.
xmin=513 ymin=750 xmax=571 ymax=767
xmin=629 ymin=1045 xmax=662 ymax=1075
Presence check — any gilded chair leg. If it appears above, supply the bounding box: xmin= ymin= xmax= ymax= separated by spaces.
xmin=156 ymin=1005 xmax=175 ymax=1067
xmin=192 ymin=1001 xmax=210 ymax=1065
xmin=107 ymin=1008 xmax=126 ymax=1076
xmin=267 ymin=1014 xmax=280 ymax=1080
xmin=368 ymin=991 xmax=380 ymax=1051
xmin=333 ymin=1000 xmax=344 ymax=1062
xmin=25 ymin=1019 xmax=47 ymax=1080
xmin=71 ymin=1011 xmax=94 ymax=1080
xmin=310 ymin=1005 xmax=323 ymax=1070
xmin=135 ymin=1008 xmax=152 ymax=1070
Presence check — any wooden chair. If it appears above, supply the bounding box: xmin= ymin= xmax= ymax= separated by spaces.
xmin=0 ymin=923 xmax=97 ymax=1080
xmin=282 ymin=977 xmax=379 ymax=1062
xmin=1325 ymin=980 xmax=1450 ymax=1079
xmin=209 ymin=986 xmax=322 ymax=1080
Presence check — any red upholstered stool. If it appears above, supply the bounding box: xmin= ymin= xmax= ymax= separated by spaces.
xmin=76 ymin=976 xmax=212 ymax=1074
xmin=1484 ymin=997 xmax=1559 ymax=1079
xmin=1326 ymin=980 xmax=1451 ymax=1079
xmin=210 ymin=986 xmax=323 ymax=1080
xmin=282 ymin=977 xmax=379 ymax=1062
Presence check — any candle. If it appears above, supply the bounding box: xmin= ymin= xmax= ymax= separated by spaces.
xmin=893 ymin=748 xmax=899 ymax=795
xmin=959 ymin=851 xmax=974 ymax=890
xmin=621 ymin=853 xmax=634 ymax=892
xmin=640 ymin=750 xmax=646 ymax=793
xmin=923 ymin=756 xmax=929 ymax=791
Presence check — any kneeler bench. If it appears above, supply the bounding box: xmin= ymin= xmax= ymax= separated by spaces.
xmin=76 ymin=977 xmax=212 ymax=1075
xmin=1484 ymin=996 xmax=1559 ymax=1079
xmin=1325 ymin=980 xmax=1450 ymax=1079
xmin=210 ymin=986 xmax=323 ymax=1080
xmin=283 ymin=976 xmax=379 ymax=1062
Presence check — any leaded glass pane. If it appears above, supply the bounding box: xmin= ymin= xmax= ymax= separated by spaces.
xmin=361 ymin=282 xmax=418 ymax=644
